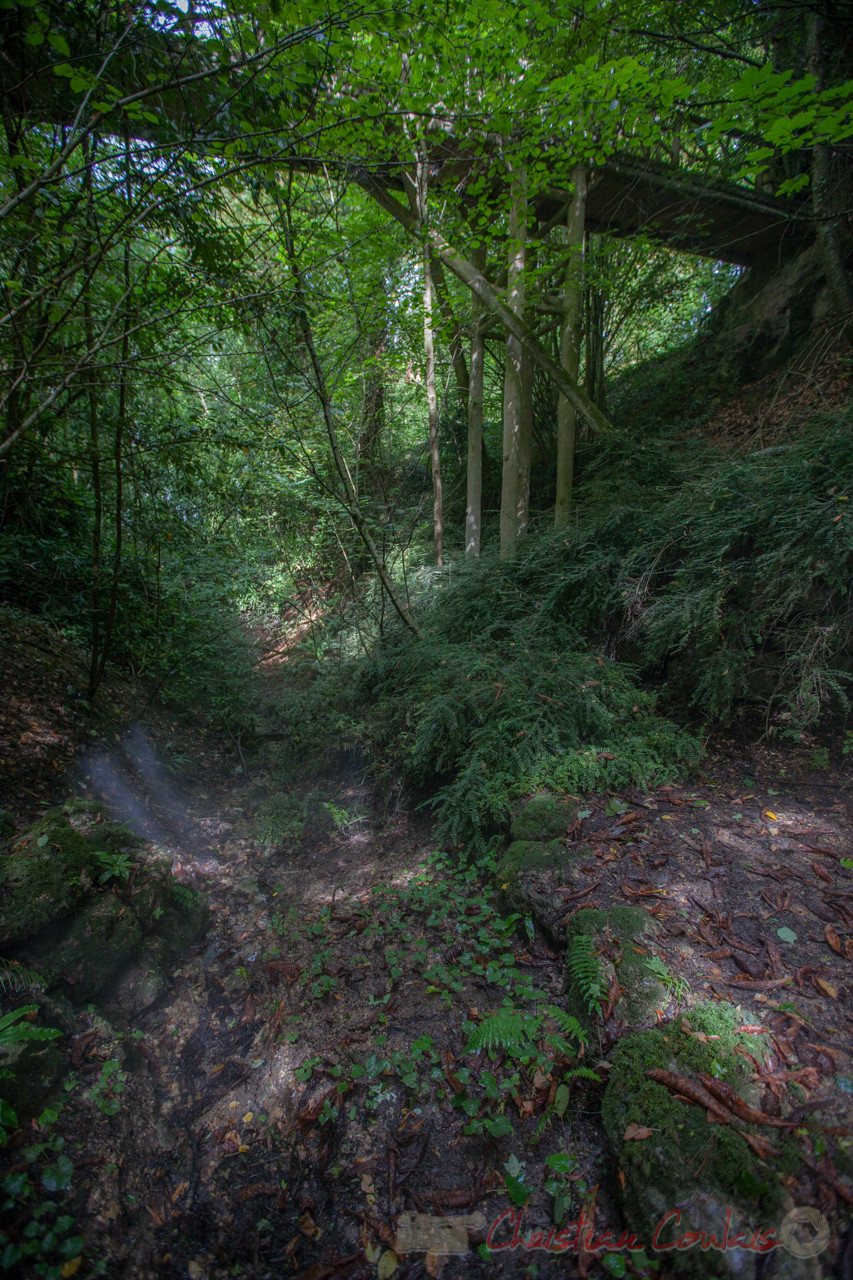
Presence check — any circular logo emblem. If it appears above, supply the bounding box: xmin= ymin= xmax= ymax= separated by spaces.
xmin=779 ymin=1207 xmax=830 ymax=1259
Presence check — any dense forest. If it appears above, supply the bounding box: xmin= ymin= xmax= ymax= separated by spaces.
xmin=1 ymin=1 xmax=852 ymax=1277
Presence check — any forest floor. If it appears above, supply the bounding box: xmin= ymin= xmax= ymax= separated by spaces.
xmin=1 ymin=612 xmax=852 ymax=1280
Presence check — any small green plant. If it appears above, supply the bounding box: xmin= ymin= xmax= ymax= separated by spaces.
xmin=322 ymin=801 xmax=364 ymax=831
xmin=86 ymin=1058 xmax=126 ymax=1115
xmin=842 ymin=730 xmax=853 ymax=757
xmin=808 ymin=747 xmax=831 ymax=772
xmin=295 ymin=1056 xmax=322 ymax=1083
xmin=545 ymin=1150 xmax=583 ymax=1225
xmin=502 ymin=1154 xmax=532 ymax=1207
xmin=93 ymin=850 xmax=133 ymax=885
xmin=644 ymin=953 xmax=690 ymax=1006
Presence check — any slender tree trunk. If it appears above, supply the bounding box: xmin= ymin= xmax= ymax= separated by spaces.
xmin=279 ymin=185 xmax=420 ymax=637
xmin=417 ymin=156 xmax=443 ymax=566
xmin=516 ymin=346 xmax=532 ymax=539
xmin=555 ymin=165 xmax=586 ymax=529
xmin=429 ymin=254 xmax=469 ymax=400
xmin=585 ymin=237 xmax=607 ymax=416
xmin=466 ymin=246 xmax=485 ymax=556
xmin=500 ymin=165 xmax=526 ymax=560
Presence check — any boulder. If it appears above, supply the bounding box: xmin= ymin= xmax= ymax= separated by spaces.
xmin=600 ymin=1002 xmax=817 ymax=1279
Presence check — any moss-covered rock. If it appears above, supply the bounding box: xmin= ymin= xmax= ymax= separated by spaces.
xmin=565 ymin=905 xmax=665 ymax=1029
xmin=499 ymin=839 xmax=567 ymax=877
xmin=496 ymin=841 xmax=594 ymax=949
xmin=3 ymin=805 xmax=208 ymax=1017
xmin=24 ymin=896 xmax=143 ymax=1002
xmin=602 ymin=1002 xmax=791 ymax=1279
xmin=0 ymin=1033 xmax=63 ymax=1121
xmin=510 ymin=793 xmax=576 ymax=842
xmin=0 ymin=816 xmax=98 ymax=946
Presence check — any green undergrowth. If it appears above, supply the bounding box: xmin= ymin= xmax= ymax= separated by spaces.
xmin=270 ymin=854 xmax=602 ymax=1167
xmin=264 ymin=410 xmax=852 ymax=854
xmin=359 ymin=632 xmax=700 ymax=850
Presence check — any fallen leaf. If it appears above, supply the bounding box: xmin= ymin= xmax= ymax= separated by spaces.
xmin=298 ymin=1210 xmax=320 ymax=1239
xmin=377 ymin=1250 xmax=399 ymax=1279
xmin=624 ymin=1123 xmax=653 ymax=1141
xmin=814 ymin=978 xmax=838 ymax=999
xmin=824 ymin=924 xmax=853 ymax=960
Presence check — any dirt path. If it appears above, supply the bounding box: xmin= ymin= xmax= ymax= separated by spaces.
xmin=2 ymin=614 xmax=852 ymax=1280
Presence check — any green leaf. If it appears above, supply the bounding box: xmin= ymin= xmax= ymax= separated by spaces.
xmin=41 ymin=1154 xmax=73 ymax=1193
xmin=776 ymin=927 xmax=797 ymax=943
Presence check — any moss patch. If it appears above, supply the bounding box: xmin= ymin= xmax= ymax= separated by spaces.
xmin=510 ymin=793 xmax=576 ymax=842
xmin=602 ymin=1002 xmax=781 ymax=1278
xmin=0 ymin=816 xmax=98 ymax=946
xmin=498 ymin=839 xmax=568 ymax=877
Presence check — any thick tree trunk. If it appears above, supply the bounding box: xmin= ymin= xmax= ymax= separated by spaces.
xmin=466 ymin=246 xmax=485 ymax=556
xmin=555 ymin=165 xmax=586 ymax=529
xmin=500 ymin=168 xmax=526 ymax=560
xmin=807 ymin=11 xmax=853 ymax=326
xmin=356 ymin=170 xmax=613 ymax=437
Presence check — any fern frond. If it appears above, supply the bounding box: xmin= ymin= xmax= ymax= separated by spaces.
xmin=562 ymin=1065 xmax=603 ymax=1085
xmin=0 ymin=959 xmax=45 ymax=995
xmin=543 ymin=1005 xmax=587 ymax=1048
xmin=567 ymin=935 xmax=606 ymax=1018
xmin=465 ymin=1010 xmax=538 ymax=1054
